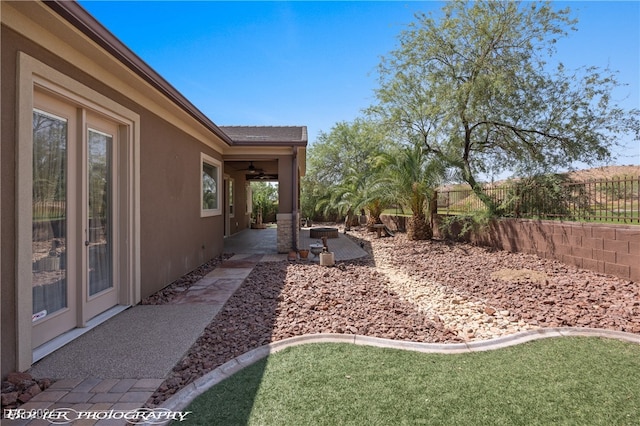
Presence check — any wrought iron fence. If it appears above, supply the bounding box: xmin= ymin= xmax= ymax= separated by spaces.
xmin=436 ymin=175 xmax=640 ymax=223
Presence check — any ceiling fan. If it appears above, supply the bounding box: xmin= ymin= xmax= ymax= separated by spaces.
xmin=241 ymin=161 xmax=262 ymax=174
xmin=239 ymin=161 xmax=277 ymax=180
xmin=247 ymin=171 xmax=278 ymax=181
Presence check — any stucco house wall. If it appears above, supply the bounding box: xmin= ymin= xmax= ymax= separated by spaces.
xmin=1 ymin=1 xmax=306 ymax=376
xmin=137 ymin=111 xmax=224 ymax=297
xmin=1 ymin=13 xmax=227 ymax=374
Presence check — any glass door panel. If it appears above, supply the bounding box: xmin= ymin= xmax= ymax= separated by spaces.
xmin=32 ymin=110 xmax=68 ymax=321
xmin=31 ymin=93 xmax=123 ymax=350
xmin=87 ymin=129 xmax=113 ymax=296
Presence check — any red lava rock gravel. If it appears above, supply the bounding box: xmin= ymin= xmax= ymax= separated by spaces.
xmin=1 ymin=372 xmax=52 ymax=409
xmin=147 ymin=256 xmax=460 ymax=406
xmin=146 ymin=228 xmax=639 ymax=406
xmin=368 ymin=231 xmax=640 ymax=334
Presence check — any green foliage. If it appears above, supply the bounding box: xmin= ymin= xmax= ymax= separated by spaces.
xmin=498 ymin=174 xmax=590 ymax=219
xmin=182 ymin=338 xmax=640 ymax=425
xmin=438 ymin=209 xmax=492 ymax=241
xmin=370 ymin=0 xmax=640 ymax=214
xmin=251 ymin=182 xmax=278 ymax=221
xmin=300 ymin=176 xmax=330 ymax=221
xmin=303 ymin=0 xmax=640 ymax=231
xmin=377 ymin=143 xmax=446 ymax=239
xmin=302 ymin=119 xmax=392 ymax=221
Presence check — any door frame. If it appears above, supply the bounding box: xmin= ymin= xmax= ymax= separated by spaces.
xmin=16 ymin=52 xmax=141 ymax=370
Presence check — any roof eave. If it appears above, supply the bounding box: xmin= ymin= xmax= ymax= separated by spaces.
xmin=43 ymin=0 xmax=234 ymax=146
xmin=230 ymin=140 xmax=308 ymax=147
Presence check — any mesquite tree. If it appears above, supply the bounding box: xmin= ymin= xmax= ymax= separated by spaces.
xmin=370 ymin=0 xmax=640 ymax=214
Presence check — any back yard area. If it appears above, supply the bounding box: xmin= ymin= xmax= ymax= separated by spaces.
xmin=147 ymin=227 xmax=640 ymax=406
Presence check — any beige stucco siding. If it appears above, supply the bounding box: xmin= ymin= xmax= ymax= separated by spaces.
xmin=1 ymin=1 xmax=306 ymax=376
xmin=1 ymin=25 xmax=20 ymax=378
xmin=1 ymin=23 xmax=226 ymax=375
xmin=138 ymin=112 xmax=224 ymax=297
xmin=277 ymin=156 xmax=294 ymax=213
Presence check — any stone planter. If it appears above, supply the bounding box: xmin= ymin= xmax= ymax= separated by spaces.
xmin=309 ymin=243 xmax=324 ymax=260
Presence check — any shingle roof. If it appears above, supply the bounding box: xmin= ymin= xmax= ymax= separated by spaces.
xmin=219 ymin=126 xmax=308 ymax=146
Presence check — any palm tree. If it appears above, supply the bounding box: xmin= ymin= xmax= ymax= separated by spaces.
xmin=378 ymin=144 xmax=444 ymax=240
xmin=317 ymin=164 xmax=388 ymax=229
xmin=302 ymin=118 xmax=393 ymax=224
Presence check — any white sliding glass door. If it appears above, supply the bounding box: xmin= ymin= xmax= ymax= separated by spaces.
xmin=32 ymin=95 xmax=120 ymax=348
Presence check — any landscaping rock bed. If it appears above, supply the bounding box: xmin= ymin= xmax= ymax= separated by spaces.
xmin=146 ymin=255 xmax=461 ymax=406
xmin=146 ymin=227 xmax=639 ymax=406
xmin=1 ymin=372 xmax=52 ymax=409
xmin=366 ymin=231 xmax=640 ymax=336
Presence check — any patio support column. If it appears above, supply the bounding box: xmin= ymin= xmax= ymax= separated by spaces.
xmin=291 ymin=146 xmax=299 ymax=252
xmin=275 ymin=148 xmax=300 ymax=253
xmin=276 ymin=213 xmax=293 ymax=253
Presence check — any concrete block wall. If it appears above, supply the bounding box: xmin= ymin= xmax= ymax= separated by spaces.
xmin=432 ymin=216 xmax=639 ymax=282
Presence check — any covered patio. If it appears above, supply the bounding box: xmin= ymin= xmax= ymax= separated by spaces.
xmin=223 ymin=227 xmax=368 ymax=261
xmin=221 ymin=126 xmax=307 ymax=254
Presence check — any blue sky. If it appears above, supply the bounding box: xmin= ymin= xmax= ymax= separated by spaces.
xmin=79 ymin=1 xmax=639 ymax=164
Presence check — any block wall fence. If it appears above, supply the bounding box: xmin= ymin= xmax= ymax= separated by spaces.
xmin=380 ymin=215 xmax=639 ymax=282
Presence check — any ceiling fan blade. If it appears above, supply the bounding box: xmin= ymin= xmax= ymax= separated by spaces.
xmin=247 ymin=171 xmax=277 ymax=181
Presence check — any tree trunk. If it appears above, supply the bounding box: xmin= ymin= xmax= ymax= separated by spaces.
xmin=366 ymin=216 xmax=379 ymax=231
xmin=407 ymin=215 xmax=432 ymax=240
xmin=366 ymin=201 xmax=384 ymax=231
xmin=462 ymin=162 xmax=497 ymax=215
xmin=344 ymin=208 xmax=353 ymax=231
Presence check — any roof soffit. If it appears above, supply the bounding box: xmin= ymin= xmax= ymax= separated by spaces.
xmin=219 ymin=126 xmax=308 ymax=147
xmin=223 ymin=145 xmax=307 ymax=176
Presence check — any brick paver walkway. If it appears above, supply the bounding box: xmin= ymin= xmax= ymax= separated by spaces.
xmin=10 ymin=378 xmax=163 ymax=425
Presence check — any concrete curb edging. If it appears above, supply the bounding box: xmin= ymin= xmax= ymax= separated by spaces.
xmin=154 ymin=327 xmax=640 ymax=423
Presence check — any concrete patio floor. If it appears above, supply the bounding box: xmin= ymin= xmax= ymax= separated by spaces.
xmin=224 ymin=226 xmax=369 ymax=261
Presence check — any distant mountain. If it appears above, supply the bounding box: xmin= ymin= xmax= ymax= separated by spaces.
xmin=565 ymin=165 xmax=640 ymax=181
xmin=439 ymin=165 xmax=640 ymax=191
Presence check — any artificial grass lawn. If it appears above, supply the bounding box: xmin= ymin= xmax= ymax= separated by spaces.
xmin=179 ymin=337 xmax=640 ymax=425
